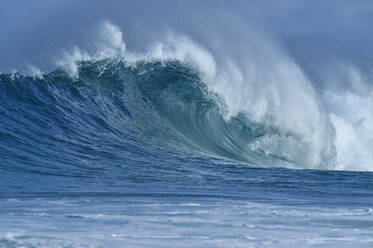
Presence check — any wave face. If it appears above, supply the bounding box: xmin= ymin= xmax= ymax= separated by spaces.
xmin=0 ymin=58 xmax=311 ymax=171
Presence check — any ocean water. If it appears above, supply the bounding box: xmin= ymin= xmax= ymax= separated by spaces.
xmin=1 ymin=57 xmax=373 ymax=248
xmin=1 ymin=2 xmax=373 ymax=247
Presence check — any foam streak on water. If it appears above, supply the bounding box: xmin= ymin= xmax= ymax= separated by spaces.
xmin=1 ymin=165 xmax=373 ymax=248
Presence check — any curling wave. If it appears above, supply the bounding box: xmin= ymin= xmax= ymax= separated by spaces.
xmin=1 ymin=21 xmax=373 ymax=172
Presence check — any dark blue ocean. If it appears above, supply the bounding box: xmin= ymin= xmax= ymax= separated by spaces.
xmin=1 ymin=1 xmax=373 ymax=247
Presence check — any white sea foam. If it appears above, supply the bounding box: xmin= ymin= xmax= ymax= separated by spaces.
xmin=95 ymin=20 xmax=126 ymax=59
xmin=56 ymin=46 xmax=91 ymax=78
xmin=325 ymin=91 xmax=373 ymax=171
xmin=2 ymin=198 xmax=372 ymax=248
xmin=26 ymin=64 xmax=44 ymax=79
xmin=55 ymin=21 xmax=126 ymax=78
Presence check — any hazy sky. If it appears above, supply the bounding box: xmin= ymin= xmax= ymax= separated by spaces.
xmin=1 ymin=0 xmax=373 ymax=74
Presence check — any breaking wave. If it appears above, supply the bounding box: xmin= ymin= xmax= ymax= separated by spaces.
xmin=1 ymin=21 xmax=373 ymax=171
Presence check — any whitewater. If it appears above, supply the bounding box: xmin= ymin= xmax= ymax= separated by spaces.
xmin=1 ymin=1 xmax=373 ymax=247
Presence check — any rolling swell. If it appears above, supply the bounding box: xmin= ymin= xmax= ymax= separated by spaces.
xmin=0 ymin=58 xmax=304 ymax=174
